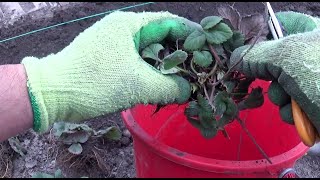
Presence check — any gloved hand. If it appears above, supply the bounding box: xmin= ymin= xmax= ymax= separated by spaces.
xmin=21 ymin=11 xmax=200 ymax=133
xmin=230 ymin=11 xmax=320 ymax=135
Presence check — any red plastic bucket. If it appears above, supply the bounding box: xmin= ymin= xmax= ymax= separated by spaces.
xmin=121 ymin=80 xmax=309 ymax=178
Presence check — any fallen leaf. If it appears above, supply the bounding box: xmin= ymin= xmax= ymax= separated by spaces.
xmin=217 ymin=5 xmax=241 ymax=30
xmin=239 ymin=14 xmax=269 ymax=44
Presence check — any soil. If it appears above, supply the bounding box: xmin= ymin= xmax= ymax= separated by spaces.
xmin=0 ymin=2 xmax=320 ymax=178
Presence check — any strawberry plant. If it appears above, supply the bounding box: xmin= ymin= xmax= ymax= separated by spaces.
xmin=52 ymin=122 xmax=121 ymax=171
xmin=141 ymin=4 xmax=272 ymax=163
xmin=52 ymin=122 xmax=121 ymax=155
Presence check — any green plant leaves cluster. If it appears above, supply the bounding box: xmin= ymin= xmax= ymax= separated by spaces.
xmin=214 ymin=91 xmax=238 ymax=128
xmin=139 ymin=9 xmax=269 ymax=140
xmin=52 ymin=122 xmax=121 ymax=155
xmin=184 ymin=16 xmax=233 ymax=52
xmin=141 ymin=43 xmax=188 ymax=74
xmin=185 ymin=94 xmax=217 ymax=139
xmin=8 ymin=137 xmax=27 ymax=157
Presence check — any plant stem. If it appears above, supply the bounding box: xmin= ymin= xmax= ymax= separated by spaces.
xmin=212 ymin=29 xmax=263 ymax=86
xmin=203 ymin=85 xmax=210 ymax=103
xmin=222 ymin=128 xmax=230 ymax=140
xmin=235 ymin=116 xmax=272 ymax=164
xmin=209 ymin=75 xmax=216 ymax=103
xmin=212 ymin=3 xmax=269 ymax=86
xmin=206 ymin=60 xmax=218 ymax=78
xmin=190 ymin=59 xmax=199 ymax=75
xmin=208 ymin=43 xmax=224 ymax=67
xmin=175 ymin=66 xmax=190 ymax=74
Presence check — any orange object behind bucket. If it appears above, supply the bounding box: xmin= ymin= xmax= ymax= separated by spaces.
xmin=121 ymin=79 xmax=308 ymax=178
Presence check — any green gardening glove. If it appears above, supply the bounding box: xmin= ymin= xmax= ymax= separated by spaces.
xmin=230 ymin=11 xmax=320 ymax=134
xmin=21 ymin=11 xmax=200 ymax=133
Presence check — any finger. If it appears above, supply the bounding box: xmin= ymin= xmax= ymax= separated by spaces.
xmin=138 ymin=18 xmax=201 ymax=50
xmin=276 ymin=11 xmax=319 ymax=35
xmin=279 ymin=103 xmax=294 ymax=125
xmin=229 ymin=43 xmax=277 ymax=80
xmin=268 ymin=81 xmax=291 ymax=107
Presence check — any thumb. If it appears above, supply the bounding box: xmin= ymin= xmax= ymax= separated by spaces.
xmin=164 ymin=75 xmax=191 ymax=104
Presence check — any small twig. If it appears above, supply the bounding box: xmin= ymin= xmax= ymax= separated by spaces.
xmin=175 ymin=66 xmax=190 ymax=74
xmin=212 ymin=31 xmax=262 ymax=86
xmin=209 ymin=75 xmax=216 ymax=103
xmin=203 ymin=85 xmax=210 ymax=102
xmin=190 ymin=59 xmax=199 ymax=75
xmin=208 ymin=43 xmax=224 ymax=67
xmin=1 ymin=160 xmax=9 ymax=178
xmin=206 ymin=60 xmax=218 ymax=78
xmin=176 ymin=38 xmax=180 ymax=51
xmin=236 ymin=116 xmax=272 ymax=164
xmin=222 ymin=128 xmax=230 ymax=140
xmin=237 ymin=112 xmax=249 ymax=161
xmin=183 ymin=62 xmax=187 ymax=70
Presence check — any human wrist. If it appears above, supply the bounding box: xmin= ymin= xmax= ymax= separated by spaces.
xmin=0 ymin=64 xmax=33 ymax=141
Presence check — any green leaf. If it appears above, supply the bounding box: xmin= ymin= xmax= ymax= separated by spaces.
xmin=217 ymin=114 xmax=233 ymax=128
xmin=67 ymin=123 xmax=92 ymax=132
xmin=185 ymin=101 xmax=200 ymax=117
xmin=190 ymin=83 xmax=199 ymax=94
xmin=163 ymin=50 xmax=188 ymax=70
xmin=237 ymin=87 xmax=264 ymax=110
xmin=8 ymin=137 xmax=27 ymax=157
xmin=159 ymin=63 xmax=180 ymax=74
xmin=213 ymin=91 xmax=228 ymax=116
xmin=224 ymin=97 xmax=238 ymax=118
xmin=197 ymin=94 xmax=215 ymax=129
xmin=183 ymin=30 xmax=206 ymax=51
xmin=232 ymin=77 xmax=255 ymax=101
xmin=213 ymin=91 xmax=238 ymax=120
xmin=197 ymin=94 xmax=212 ymax=113
xmin=54 ymin=169 xmax=63 ymax=178
xmin=193 ymin=51 xmax=213 ymax=68
xmin=53 ymin=122 xmax=93 ymax=138
xmin=141 ymin=43 xmax=164 ymax=61
xmin=205 ymin=22 xmax=233 ymax=44
xmin=223 ymin=81 xmax=236 ymax=93
xmin=214 ymin=102 xmax=226 ymax=117
xmin=32 ymin=172 xmax=55 ymax=178
xmin=215 ymin=93 xmax=238 ymax=129
xmin=186 ymin=117 xmax=203 ymax=129
xmin=216 ymin=70 xmax=225 ymax=81
xmin=60 ymin=131 xmax=90 ymax=145
xmin=200 ymin=16 xmax=223 ymax=30
xmin=200 ymin=127 xmax=217 ymax=139
xmin=68 ymin=143 xmax=83 ymax=155
xmin=199 ymin=111 xmax=216 ymax=129
xmin=95 ymin=126 xmax=122 ymax=140
xmin=52 ymin=122 xmax=67 ymax=137
xmin=223 ymin=31 xmax=245 ymax=52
